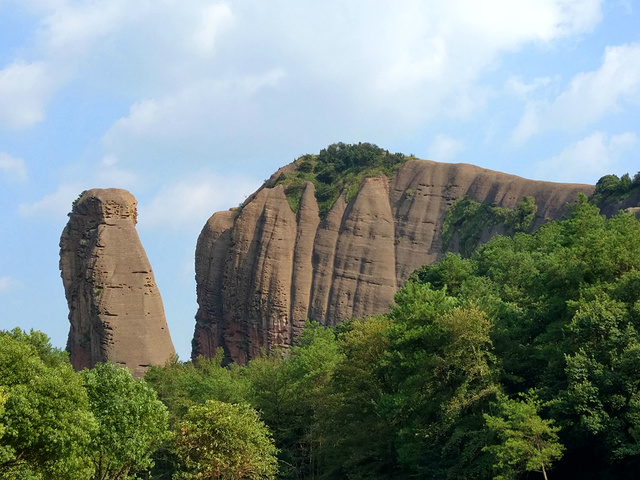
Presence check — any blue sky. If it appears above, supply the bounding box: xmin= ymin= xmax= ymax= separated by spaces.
xmin=1 ymin=0 xmax=639 ymax=360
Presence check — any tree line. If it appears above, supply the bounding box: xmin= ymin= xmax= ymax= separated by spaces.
xmin=2 ymin=195 xmax=640 ymax=479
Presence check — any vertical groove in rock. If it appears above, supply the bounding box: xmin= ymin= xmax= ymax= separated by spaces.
xmin=247 ymin=186 xmax=296 ymax=359
xmin=60 ymin=188 xmax=175 ymax=378
xmin=308 ymin=195 xmax=348 ymax=323
xmin=193 ymin=209 xmax=236 ymax=358
xmin=213 ymin=186 xmax=297 ymax=363
xmin=219 ymin=190 xmax=269 ymax=365
xmin=193 ymin=157 xmax=595 ymax=363
xmin=289 ymin=182 xmax=320 ymax=340
xmin=327 ymin=176 xmax=397 ymax=323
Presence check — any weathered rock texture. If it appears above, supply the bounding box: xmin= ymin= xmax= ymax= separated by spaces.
xmin=60 ymin=188 xmax=175 ymax=378
xmin=194 ymin=159 xmax=594 ymax=363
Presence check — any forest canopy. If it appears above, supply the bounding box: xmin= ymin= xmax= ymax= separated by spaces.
xmin=3 ymin=195 xmax=640 ymax=479
xmin=150 ymin=197 xmax=640 ymax=479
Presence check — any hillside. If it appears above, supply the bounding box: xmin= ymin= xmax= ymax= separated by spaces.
xmin=193 ymin=143 xmax=594 ymax=363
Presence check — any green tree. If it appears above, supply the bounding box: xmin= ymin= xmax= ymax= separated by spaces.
xmin=286 ymin=322 xmax=343 ymax=478
xmin=0 ymin=329 xmax=95 ymax=479
xmin=505 ymin=196 xmax=537 ymax=234
xmin=0 ymin=388 xmax=7 ymax=467
xmin=273 ymin=143 xmax=407 ymax=218
xmin=243 ymin=322 xmax=343 ymax=479
xmin=82 ymin=363 xmax=169 ymax=480
xmin=145 ymin=352 xmax=250 ymax=427
xmin=411 ymin=199 xmax=640 ymax=477
xmin=144 ymin=353 xmax=253 ymax=479
xmin=174 ymin=400 xmax=277 ymax=480
xmin=242 ymin=352 xmax=299 ymax=479
xmin=483 ymin=392 xmax=564 ymax=480
xmin=385 ymin=285 xmax=499 ymax=478
xmin=322 ymin=316 xmax=401 ymax=480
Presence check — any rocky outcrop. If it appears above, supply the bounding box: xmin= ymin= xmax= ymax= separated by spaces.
xmin=60 ymin=188 xmax=175 ymax=378
xmin=194 ymin=159 xmax=594 ymax=363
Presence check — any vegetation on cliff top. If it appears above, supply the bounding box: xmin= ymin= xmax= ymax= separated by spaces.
xmin=590 ymin=171 xmax=640 ymax=206
xmin=271 ymin=142 xmax=409 ymax=218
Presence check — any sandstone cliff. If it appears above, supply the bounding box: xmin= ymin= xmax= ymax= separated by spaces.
xmin=60 ymin=188 xmax=175 ymax=378
xmin=194 ymin=156 xmax=594 ymax=363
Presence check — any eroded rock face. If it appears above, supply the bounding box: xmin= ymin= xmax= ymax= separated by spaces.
xmin=60 ymin=188 xmax=175 ymax=378
xmin=194 ymin=159 xmax=594 ymax=363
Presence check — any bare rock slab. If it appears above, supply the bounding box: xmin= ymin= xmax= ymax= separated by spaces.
xmin=60 ymin=188 xmax=175 ymax=378
xmin=193 ymin=158 xmax=594 ymax=364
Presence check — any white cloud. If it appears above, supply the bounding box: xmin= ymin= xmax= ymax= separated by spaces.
xmin=0 ymin=1 xmax=235 ymax=130
xmin=0 ymin=0 xmax=607 ymax=148
xmin=192 ymin=3 xmax=234 ymax=53
xmin=427 ymin=135 xmax=465 ymax=162
xmin=513 ymin=43 xmax=640 ymax=142
xmin=89 ymin=0 xmax=602 ymax=169
xmin=18 ymin=183 xmax=83 ymax=219
xmin=94 ymin=155 xmax=137 ymax=188
xmin=535 ymin=131 xmax=637 ymax=182
xmin=138 ymin=172 xmax=262 ymax=231
xmin=0 ymin=276 xmax=18 ymax=292
xmin=0 ymin=61 xmax=61 ymax=129
xmin=0 ymin=153 xmax=28 ymax=182
xmin=0 ymin=0 xmax=608 ymax=160
xmin=103 ymin=68 xmax=286 ymax=148
xmin=452 ymin=0 xmax=601 ymax=44
xmin=42 ymin=0 xmax=136 ymax=56
xmin=506 ymin=76 xmax=552 ymax=98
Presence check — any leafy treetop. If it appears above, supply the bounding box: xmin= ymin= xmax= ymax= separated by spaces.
xmin=590 ymin=171 xmax=640 ymax=205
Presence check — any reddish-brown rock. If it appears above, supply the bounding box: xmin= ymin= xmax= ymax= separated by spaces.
xmin=193 ymin=159 xmax=594 ymax=363
xmin=60 ymin=188 xmax=175 ymax=378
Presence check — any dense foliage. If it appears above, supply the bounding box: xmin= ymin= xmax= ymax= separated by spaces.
xmin=441 ymin=196 xmax=537 ymax=256
xmin=82 ymin=363 xmax=168 ymax=480
xmin=271 ymin=142 xmax=408 ymax=217
xmin=3 ymin=192 xmax=640 ymax=479
xmin=590 ymin=171 xmax=640 ymax=205
xmin=0 ymin=330 xmax=94 ymax=479
xmin=0 ymin=333 xmax=265 ymax=480
xmin=174 ymin=400 xmax=277 ymax=480
xmin=411 ymin=196 xmax=640 ymax=479
xmin=143 ymin=198 xmax=640 ymax=479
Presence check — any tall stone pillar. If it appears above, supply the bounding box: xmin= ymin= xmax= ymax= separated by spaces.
xmin=60 ymin=188 xmax=174 ymax=378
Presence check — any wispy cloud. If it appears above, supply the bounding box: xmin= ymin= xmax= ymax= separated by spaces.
xmin=535 ymin=131 xmax=637 ymax=183
xmin=42 ymin=0 xmax=139 ymax=57
xmin=0 ymin=276 xmax=18 ymax=292
xmin=192 ymin=2 xmax=234 ymax=54
xmin=18 ymin=183 xmax=83 ymax=219
xmin=505 ymin=76 xmax=552 ymax=98
xmin=513 ymin=43 xmax=640 ymax=143
xmin=0 ymin=153 xmax=28 ymax=182
xmin=104 ymin=69 xmax=285 ymax=148
xmin=94 ymin=155 xmax=137 ymax=188
xmin=427 ymin=135 xmax=465 ymax=162
xmin=0 ymin=61 xmax=62 ymax=130
xmin=138 ymin=171 xmax=262 ymax=232
xmin=94 ymin=0 xmax=599 ymax=167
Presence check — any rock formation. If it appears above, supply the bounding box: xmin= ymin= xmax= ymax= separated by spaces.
xmin=194 ymin=157 xmax=595 ymax=363
xmin=60 ymin=188 xmax=175 ymax=378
